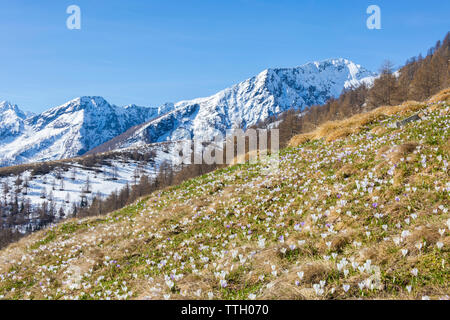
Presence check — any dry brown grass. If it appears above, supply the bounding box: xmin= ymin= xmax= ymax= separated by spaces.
xmin=445 ymin=138 xmax=450 ymax=154
xmin=228 ymin=148 xmax=279 ymax=166
xmin=229 ymin=149 xmax=264 ymax=166
xmin=260 ymin=279 xmax=307 ymax=300
xmin=405 ymin=226 xmax=440 ymax=252
xmin=337 ymin=164 xmax=359 ymax=179
xmin=385 ymin=143 xmax=419 ymax=164
xmin=176 ymin=274 xmax=216 ymax=299
xmin=428 ymin=88 xmax=450 ymax=103
xmin=251 ymin=248 xmax=282 ymax=274
xmin=258 ymin=259 xmax=334 ymax=299
xmin=288 ymin=95 xmax=441 ymax=147
xmin=287 ymin=132 xmax=314 ymax=148
xmin=370 ymin=125 xmax=388 ymax=136
xmin=299 ymin=260 xmax=334 ymax=283
xmin=324 ymin=127 xmax=356 ymax=143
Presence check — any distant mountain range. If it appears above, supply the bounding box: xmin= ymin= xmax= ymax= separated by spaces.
xmin=0 ymin=58 xmax=376 ymax=167
xmin=0 ymin=97 xmax=169 ymax=166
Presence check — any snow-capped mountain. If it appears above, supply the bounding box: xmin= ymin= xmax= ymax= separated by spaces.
xmin=101 ymin=58 xmax=375 ymax=151
xmin=0 ymin=101 xmax=28 ymax=139
xmin=0 ymin=58 xmax=375 ymax=166
xmin=0 ymin=97 xmax=171 ymax=167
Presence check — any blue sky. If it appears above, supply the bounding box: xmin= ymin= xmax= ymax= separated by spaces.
xmin=0 ymin=0 xmax=449 ymax=113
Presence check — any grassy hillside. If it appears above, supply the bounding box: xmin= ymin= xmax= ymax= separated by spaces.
xmin=0 ymin=90 xmax=449 ymax=300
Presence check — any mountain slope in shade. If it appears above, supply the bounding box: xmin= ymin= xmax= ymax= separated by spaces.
xmin=102 ymin=58 xmax=376 ymax=151
xmin=0 ymin=97 xmax=170 ymax=167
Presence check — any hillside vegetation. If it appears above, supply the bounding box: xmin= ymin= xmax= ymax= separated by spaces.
xmin=0 ymin=90 xmax=449 ymax=300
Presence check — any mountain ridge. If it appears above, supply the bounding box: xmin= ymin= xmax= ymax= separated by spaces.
xmin=0 ymin=97 xmax=169 ymax=166
xmin=92 ymin=58 xmax=376 ymax=153
xmin=0 ymin=58 xmax=376 ymax=166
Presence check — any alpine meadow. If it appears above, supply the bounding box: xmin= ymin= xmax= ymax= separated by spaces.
xmin=0 ymin=1 xmax=448 ymax=305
